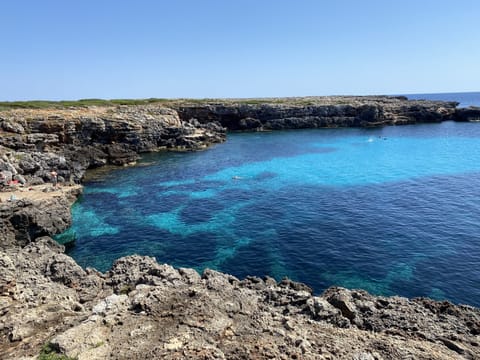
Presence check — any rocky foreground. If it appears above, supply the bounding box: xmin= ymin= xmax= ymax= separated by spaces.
xmin=2 ymin=237 xmax=480 ymax=359
xmin=1 ymin=97 xmax=480 ymax=359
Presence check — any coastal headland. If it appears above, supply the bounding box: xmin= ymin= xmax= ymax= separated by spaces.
xmin=1 ymin=96 xmax=480 ymax=359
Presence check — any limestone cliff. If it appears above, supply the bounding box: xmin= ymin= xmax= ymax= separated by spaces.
xmin=174 ymin=96 xmax=458 ymax=130
xmin=0 ymin=105 xmax=226 ymax=185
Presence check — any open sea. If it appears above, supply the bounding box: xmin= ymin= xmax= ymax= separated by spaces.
xmin=58 ymin=92 xmax=480 ymax=306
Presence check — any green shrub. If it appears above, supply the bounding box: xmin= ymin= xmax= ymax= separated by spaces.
xmin=38 ymin=342 xmax=76 ymax=360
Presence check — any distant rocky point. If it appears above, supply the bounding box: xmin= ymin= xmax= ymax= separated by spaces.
xmin=174 ymin=95 xmax=460 ymax=130
xmin=1 ymin=96 xmax=480 ymax=359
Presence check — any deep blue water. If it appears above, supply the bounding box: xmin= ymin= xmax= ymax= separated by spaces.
xmin=406 ymin=91 xmax=480 ymax=108
xmin=59 ymin=94 xmax=480 ymax=307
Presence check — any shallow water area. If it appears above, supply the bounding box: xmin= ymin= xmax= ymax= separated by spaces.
xmin=60 ymin=121 xmax=480 ymax=306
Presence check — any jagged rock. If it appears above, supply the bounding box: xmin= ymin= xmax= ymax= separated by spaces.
xmin=1 ymin=119 xmax=25 ymax=134
xmin=17 ymin=153 xmax=41 ymax=173
xmin=304 ymin=297 xmax=347 ymax=326
xmin=279 ymin=277 xmax=313 ymax=293
xmin=0 ymin=159 xmax=17 ymax=175
xmin=1 ymin=240 xmax=480 ymax=359
xmin=352 ymin=353 xmax=376 ymax=360
xmin=454 ymin=106 xmax=480 ymax=122
xmin=0 ymin=170 xmax=13 ymax=183
xmin=107 ymin=255 xmax=169 ymax=292
xmin=32 ymin=257 xmax=480 ymax=359
xmin=92 ymin=294 xmax=129 ymax=316
xmin=26 ymin=133 xmax=60 ymax=147
xmin=0 ymin=237 xmax=106 ymax=357
xmin=7 ymin=197 xmax=72 ymax=245
xmin=0 ymin=185 xmax=81 ymax=247
xmin=325 ymin=287 xmax=358 ymax=321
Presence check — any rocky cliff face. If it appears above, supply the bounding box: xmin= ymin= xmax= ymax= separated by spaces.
xmin=1 ymin=98 xmax=480 ymax=359
xmin=0 ymin=105 xmax=226 ymax=184
xmin=0 ymin=105 xmax=225 ymax=247
xmin=174 ymin=96 xmax=458 ymax=131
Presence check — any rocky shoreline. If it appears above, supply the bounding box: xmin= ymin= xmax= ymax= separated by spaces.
xmin=1 ymin=97 xmax=480 ymax=359
xmin=174 ymin=96 xmax=460 ymax=130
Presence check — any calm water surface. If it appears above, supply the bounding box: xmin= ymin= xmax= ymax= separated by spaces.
xmin=406 ymin=91 xmax=480 ymax=108
xmin=60 ymin=108 xmax=480 ymax=307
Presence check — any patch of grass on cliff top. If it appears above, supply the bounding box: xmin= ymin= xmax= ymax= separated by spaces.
xmin=0 ymin=97 xmax=280 ymax=110
xmin=0 ymin=98 xmax=325 ymax=110
xmin=0 ymin=98 xmax=174 ymax=111
xmin=0 ymin=95 xmax=410 ymax=111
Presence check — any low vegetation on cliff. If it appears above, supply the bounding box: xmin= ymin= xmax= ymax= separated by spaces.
xmin=0 ymin=95 xmax=421 ymax=111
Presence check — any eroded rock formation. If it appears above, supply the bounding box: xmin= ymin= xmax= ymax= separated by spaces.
xmin=1 ymin=237 xmax=479 ymax=359
xmin=0 ymin=105 xmax=226 ymax=184
xmin=174 ymin=96 xmax=459 ymax=130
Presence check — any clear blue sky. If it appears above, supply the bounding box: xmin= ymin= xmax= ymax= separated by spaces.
xmin=1 ymin=0 xmax=479 ymax=100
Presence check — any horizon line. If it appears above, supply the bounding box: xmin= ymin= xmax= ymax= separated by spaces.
xmin=1 ymin=90 xmax=479 ymax=103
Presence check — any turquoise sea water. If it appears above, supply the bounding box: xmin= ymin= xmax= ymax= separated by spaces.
xmin=60 ymin=93 xmax=480 ymax=307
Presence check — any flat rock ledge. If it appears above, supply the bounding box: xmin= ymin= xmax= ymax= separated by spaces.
xmin=0 ymin=98 xmax=480 ymax=359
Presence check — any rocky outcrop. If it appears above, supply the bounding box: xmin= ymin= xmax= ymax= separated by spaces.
xmin=454 ymin=106 xmax=480 ymax=122
xmin=1 ymin=242 xmax=479 ymax=359
xmin=0 ymin=186 xmax=81 ymax=248
xmin=0 ymin=105 xmax=226 ymax=184
xmin=174 ymin=96 xmax=459 ymax=131
xmin=0 ymin=237 xmax=107 ymax=358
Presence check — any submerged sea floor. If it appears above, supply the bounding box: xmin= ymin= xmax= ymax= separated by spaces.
xmin=59 ymin=121 xmax=480 ymax=306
